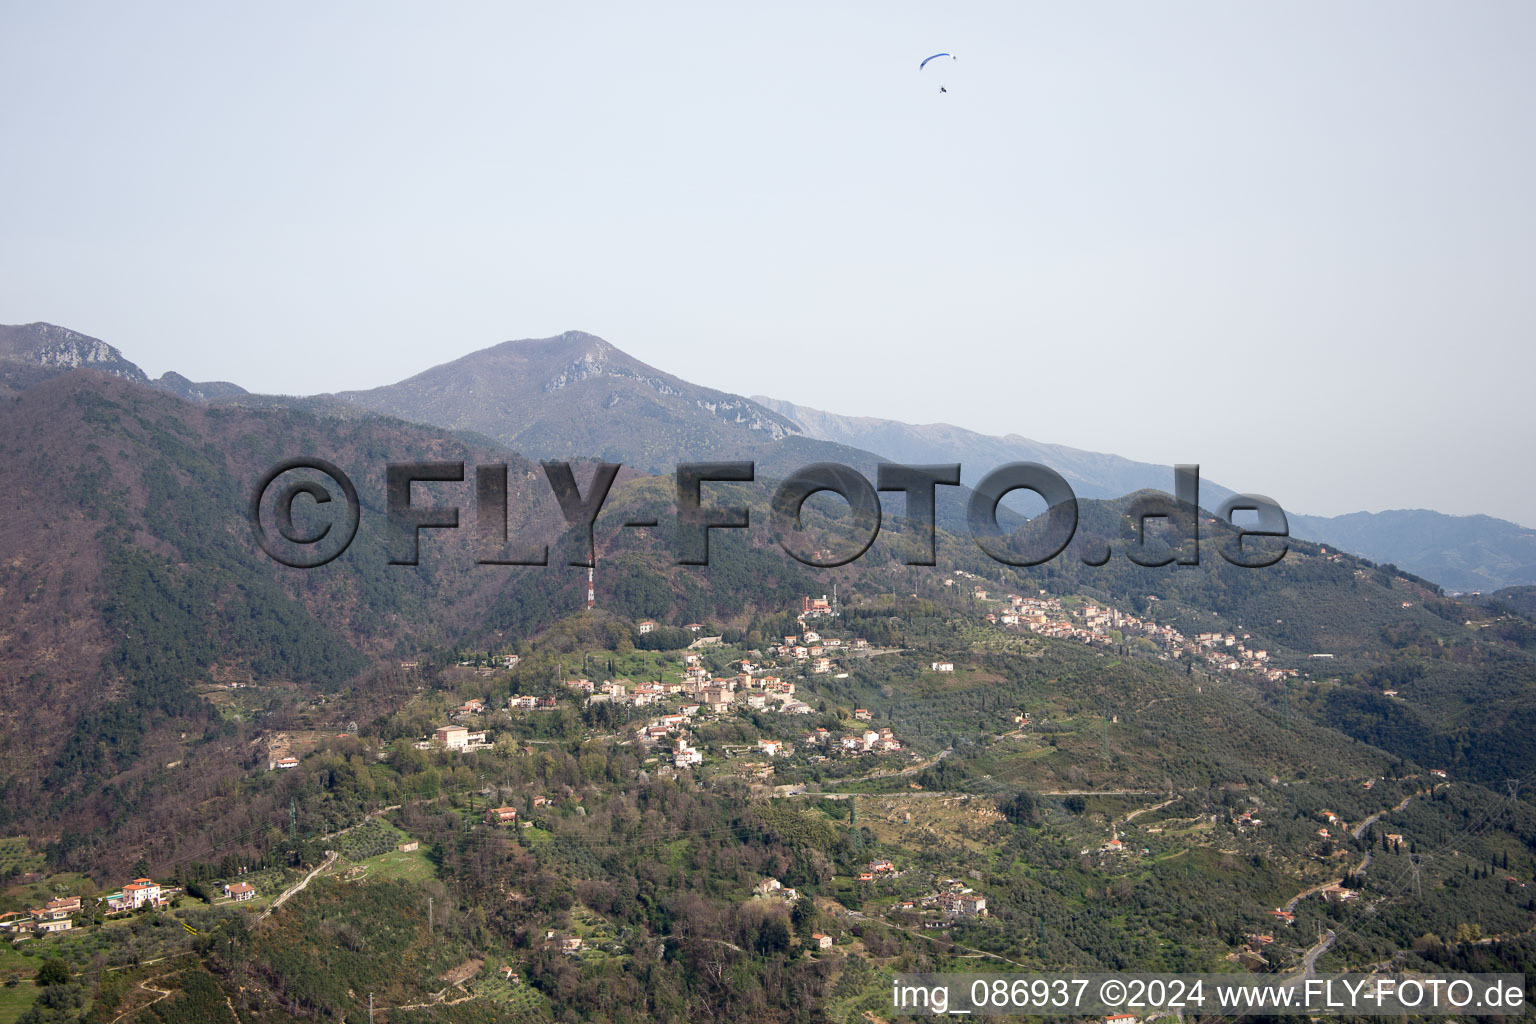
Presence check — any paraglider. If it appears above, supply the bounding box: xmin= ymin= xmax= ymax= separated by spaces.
xmin=920 ymin=52 xmax=955 ymax=93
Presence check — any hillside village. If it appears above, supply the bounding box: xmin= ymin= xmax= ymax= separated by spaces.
xmin=948 ymin=571 xmax=1298 ymax=682
xmin=5 ymin=561 xmax=1535 ymax=1024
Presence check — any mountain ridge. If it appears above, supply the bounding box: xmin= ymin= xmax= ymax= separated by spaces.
xmin=756 ymin=394 xmax=1536 ymax=592
xmin=0 ymin=321 xmax=149 ymax=383
xmin=324 ymin=329 xmax=888 ymax=479
xmin=4 ymin=321 xmax=1534 ymax=591
xmin=753 ymin=393 xmax=1242 ymax=505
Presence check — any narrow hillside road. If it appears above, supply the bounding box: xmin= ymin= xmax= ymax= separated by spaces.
xmin=1279 ymin=791 xmax=1421 ymax=913
xmin=107 ymin=972 xmax=178 ymax=1024
xmin=889 ymin=746 xmax=953 ymax=779
xmin=1295 ymin=929 xmax=1336 ymax=981
xmin=392 ymin=990 xmax=480 ymax=1011
xmin=844 ymin=747 xmax=953 ymax=784
xmin=104 ymin=950 xmax=197 ymax=973
xmin=260 ymin=850 xmax=337 ymax=920
xmin=1262 ymin=789 xmax=1423 ymax=976
xmin=1352 ymin=792 xmax=1418 ymax=840
xmin=1123 ymin=796 xmax=1179 ymax=824
xmin=813 ymin=791 xmax=968 ymax=801
xmin=915 ymin=928 xmax=1029 ymax=969
xmin=1282 ymin=881 xmax=1337 ymax=915
xmin=1037 ymin=788 xmax=1165 ymax=797
xmin=809 ymin=786 xmax=1166 ymax=801
xmin=874 ymin=912 xmax=1030 ymax=969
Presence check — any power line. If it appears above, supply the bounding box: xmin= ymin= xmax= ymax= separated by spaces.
xmin=1203 ymin=771 xmax=1533 ymax=1024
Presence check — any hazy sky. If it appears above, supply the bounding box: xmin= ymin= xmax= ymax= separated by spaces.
xmin=3 ymin=3 xmax=1533 ymax=525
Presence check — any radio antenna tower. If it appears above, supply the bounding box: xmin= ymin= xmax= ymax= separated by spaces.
xmin=586 ymin=566 xmax=595 ymax=610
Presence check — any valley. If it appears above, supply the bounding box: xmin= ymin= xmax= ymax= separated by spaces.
xmin=1 ymin=332 xmax=1535 ymax=1022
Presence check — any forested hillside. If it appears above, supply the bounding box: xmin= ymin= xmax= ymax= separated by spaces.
xmin=4 ymin=366 xmax=1536 ymax=1023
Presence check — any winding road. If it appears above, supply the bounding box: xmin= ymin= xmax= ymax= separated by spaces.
xmin=259 ymin=850 xmax=337 ymax=920
xmin=1352 ymin=792 xmax=1418 ymax=841
xmin=106 ymin=972 xmax=178 ymax=1024
xmin=1265 ymin=787 xmax=1422 ymax=975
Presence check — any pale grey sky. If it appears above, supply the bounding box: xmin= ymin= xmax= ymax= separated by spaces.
xmin=2 ymin=3 xmax=1533 ymax=524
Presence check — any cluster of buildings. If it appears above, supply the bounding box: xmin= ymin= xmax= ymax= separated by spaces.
xmin=634 ymin=621 xmax=708 ymax=635
xmin=800 ymin=594 xmax=835 ymax=618
xmin=855 ymin=858 xmax=898 ymax=882
xmin=2 ymin=872 xmax=265 ymax=939
xmin=0 ymin=896 xmax=81 ymax=935
xmin=895 ymin=878 xmax=988 ymax=920
xmin=585 ymin=657 xmax=813 ymax=720
xmin=933 ymin=890 xmax=988 ymax=918
xmin=671 ymin=737 xmax=703 ymax=769
xmin=803 ymin=725 xmax=903 ymax=755
xmin=774 ymin=630 xmax=869 ymax=676
xmin=486 ymin=797 xmax=566 ymax=826
xmin=577 ymin=678 xmax=681 ymax=707
xmin=632 ymin=714 xmax=905 ymax=777
xmin=103 ymin=877 xmax=171 ymax=912
xmin=571 ymin=599 xmax=896 ymax=775
xmin=1188 ymin=631 xmax=1293 ymax=680
xmin=631 ymin=710 xmax=707 ymax=770
xmin=959 ymin=579 xmax=1299 ymax=683
xmin=419 ymin=725 xmax=493 ymax=751
xmin=753 ymin=876 xmax=800 ymax=903
xmin=968 ymin=589 xmax=1119 ymax=648
xmin=752 ymin=624 xmax=862 ymax=694
xmin=506 ymin=694 xmax=559 ymax=711
xmin=597 ymin=598 xmax=863 ymax=740
xmin=454 ymin=654 xmax=519 ymax=675
xmin=630 ymin=710 xmax=708 ymax=770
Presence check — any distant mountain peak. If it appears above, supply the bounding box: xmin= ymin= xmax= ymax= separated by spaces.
xmin=332 ymin=329 xmax=816 ymax=469
xmin=153 ymin=371 xmax=248 ymax=402
xmin=0 ymin=321 xmax=149 ymax=383
xmin=558 ymin=329 xmax=610 ymax=347
xmin=538 ymin=339 xmax=681 ymax=398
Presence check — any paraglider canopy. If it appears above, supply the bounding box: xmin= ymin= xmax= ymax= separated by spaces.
xmin=919 ymin=53 xmax=955 ymax=69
